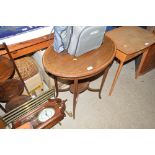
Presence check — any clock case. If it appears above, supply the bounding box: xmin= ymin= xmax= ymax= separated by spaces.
xmin=13 ymin=98 xmax=66 ymax=129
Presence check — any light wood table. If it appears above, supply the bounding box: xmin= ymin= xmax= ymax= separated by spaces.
xmin=0 ymin=34 xmax=53 ymax=59
xmin=43 ymin=36 xmax=116 ymax=119
xmin=105 ymin=26 xmax=155 ymax=95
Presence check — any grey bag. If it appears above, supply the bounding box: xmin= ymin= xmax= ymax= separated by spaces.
xmin=67 ymin=26 xmax=106 ymax=56
xmin=53 ymin=26 xmax=106 ymax=57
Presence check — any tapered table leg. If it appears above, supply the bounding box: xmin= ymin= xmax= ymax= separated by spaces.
xmin=98 ymin=66 xmax=110 ymax=99
xmin=0 ymin=104 xmax=6 ymax=113
xmin=54 ymin=76 xmax=59 ymax=98
xmin=109 ymin=61 xmax=124 ymax=96
xmin=135 ymin=48 xmax=149 ymax=79
xmin=73 ymin=79 xmax=78 ymax=119
xmin=88 ymin=65 xmax=111 ymax=99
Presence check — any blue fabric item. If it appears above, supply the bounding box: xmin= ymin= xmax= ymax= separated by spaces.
xmin=0 ymin=26 xmax=45 ymax=39
xmin=53 ymin=26 xmax=69 ymax=53
xmin=106 ymin=26 xmax=119 ymax=31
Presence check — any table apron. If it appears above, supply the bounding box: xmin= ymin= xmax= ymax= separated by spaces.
xmin=52 ymin=64 xmax=111 ymax=81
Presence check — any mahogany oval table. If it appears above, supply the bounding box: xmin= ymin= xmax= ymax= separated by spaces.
xmin=0 ymin=56 xmax=14 ymax=84
xmin=43 ymin=36 xmax=116 ymax=119
xmin=5 ymin=95 xmax=31 ymax=112
xmin=0 ymin=79 xmax=24 ymax=102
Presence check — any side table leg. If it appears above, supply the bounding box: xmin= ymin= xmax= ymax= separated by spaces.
xmin=135 ymin=48 xmax=149 ymax=79
xmin=73 ymin=79 xmax=78 ymax=119
xmin=109 ymin=61 xmax=124 ymax=96
xmin=0 ymin=104 xmax=6 ymax=113
xmin=54 ymin=76 xmax=59 ymax=98
xmin=99 ymin=65 xmax=110 ymax=99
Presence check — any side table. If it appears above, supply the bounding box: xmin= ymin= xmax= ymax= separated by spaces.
xmin=105 ymin=26 xmax=155 ymax=95
xmin=43 ymin=36 xmax=115 ymax=119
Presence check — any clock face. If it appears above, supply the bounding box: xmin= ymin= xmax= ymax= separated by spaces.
xmin=38 ymin=108 xmax=55 ymax=123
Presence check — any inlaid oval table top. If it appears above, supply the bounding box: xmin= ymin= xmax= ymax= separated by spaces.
xmin=43 ymin=36 xmax=116 ymax=80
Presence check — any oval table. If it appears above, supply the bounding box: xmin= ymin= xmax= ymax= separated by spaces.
xmin=0 ymin=56 xmax=14 ymax=84
xmin=0 ymin=79 xmax=24 ymax=102
xmin=43 ymin=36 xmax=116 ymax=119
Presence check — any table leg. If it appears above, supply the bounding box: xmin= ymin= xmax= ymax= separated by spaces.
xmin=0 ymin=104 xmax=6 ymax=113
xmin=109 ymin=61 xmax=124 ymax=96
xmin=54 ymin=76 xmax=59 ymax=98
xmin=88 ymin=65 xmax=111 ymax=98
xmin=135 ymin=48 xmax=149 ymax=79
xmin=73 ymin=79 xmax=78 ymax=119
xmin=98 ymin=66 xmax=110 ymax=99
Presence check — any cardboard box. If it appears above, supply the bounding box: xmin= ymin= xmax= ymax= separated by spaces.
xmin=23 ymin=73 xmax=44 ymax=96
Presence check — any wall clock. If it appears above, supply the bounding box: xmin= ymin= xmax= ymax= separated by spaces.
xmin=0 ymin=89 xmax=66 ymax=129
xmin=13 ymin=98 xmax=66 ymax=129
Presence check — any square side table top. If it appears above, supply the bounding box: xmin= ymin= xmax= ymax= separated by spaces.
xmin=106 ymin=26 xmax=155 ymax=55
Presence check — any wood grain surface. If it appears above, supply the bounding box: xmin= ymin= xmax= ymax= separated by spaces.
xmin=0 ymin=79 xmax=24 ymax=102
xmin=0 ymin=56 xmax=14 ymax=83
xmin=43 ymin=36 xmax=116 ymax=79
xmin=5 ymin=95 xmax=31 ymax=112
xmin=0 ymin=34 xmax=54 ymax=59
xmin=106 ymin=26 xmax=155 ymax=54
